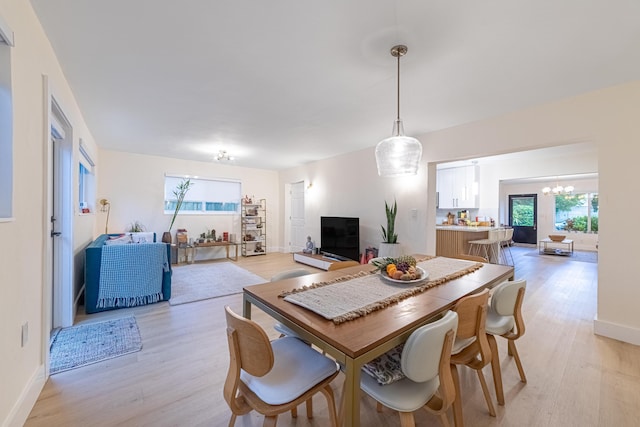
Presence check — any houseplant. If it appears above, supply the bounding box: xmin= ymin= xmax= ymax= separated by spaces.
xmin=162 ymin=178 xmax=193 ymax=243
xmin=379 ymin=199 xmax=401 ymax=257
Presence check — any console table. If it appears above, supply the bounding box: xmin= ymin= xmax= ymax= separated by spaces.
xmin=539 ymin=238 xmax=574 ymax=256
xmin=192 ymin=241 xmax=239 ymax=261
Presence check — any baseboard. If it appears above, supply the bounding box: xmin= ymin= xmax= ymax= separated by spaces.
xmin=2 ymin=364 xmax=46 ymax=427
xmin=593 ymin=315 xmax=640 ymax=346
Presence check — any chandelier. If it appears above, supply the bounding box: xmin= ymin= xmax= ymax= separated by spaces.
xmin=215 ymin=150 xmax=234 ymax=162
xmin=374 ymin=45 xmax=422 ymax=177
xmin=542 ymin=180 xmax=574 ymax=195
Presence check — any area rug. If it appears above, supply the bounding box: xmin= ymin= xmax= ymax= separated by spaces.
xmin=49 ymin=316 xmax=142 ymax=375
xmin=525 ymin=250 xmax=598 ymax=264
xmin=169 ymin=262 xmax=267 ymax=305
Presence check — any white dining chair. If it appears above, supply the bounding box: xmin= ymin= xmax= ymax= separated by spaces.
xmin=358 ymin=310 xmax=459 ymax=427
xmin=486 ymin=279 xmax=527 ymax=405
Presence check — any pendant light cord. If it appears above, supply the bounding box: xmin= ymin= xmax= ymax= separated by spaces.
xmin=396 ymin=52 xmax=401 ymax=122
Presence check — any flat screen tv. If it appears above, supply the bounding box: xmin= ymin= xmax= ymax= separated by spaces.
xmin=320 ymin=216 xmax=360 ymax=262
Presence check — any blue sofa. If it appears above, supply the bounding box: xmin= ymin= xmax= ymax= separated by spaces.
xmin=84 ymin=233 xmax=172 ymax=314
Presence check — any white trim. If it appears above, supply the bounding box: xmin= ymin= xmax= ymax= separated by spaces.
xmin=593 ymin=315 xmax=640 ymax=346
xmin=0 ymin=217 xmax=15 ymax=223
xmin=1 ymin=364 xmax=45 ymax=427
xmin=79 ymin=139 xmax=95 ymax=167
xmin=0 ymin=13 xmax=14 ymax=47
xmin=164 ymin=172 xmax=240 ymax=183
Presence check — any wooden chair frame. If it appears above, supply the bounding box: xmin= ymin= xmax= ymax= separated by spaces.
xmin=488 ymin=286 xmax=527 ymax=405
xmin=450 ymin=289 xmax=495 ymax=427
xmin=223 ymin=306 xmax=339 ymax=427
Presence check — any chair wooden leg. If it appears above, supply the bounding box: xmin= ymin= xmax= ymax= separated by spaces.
xmin=306 ymin=398 xmax=313 ymax=419
xmin=228 ymin=414 xmax=237 ymax=427
xmin=488 ymin=335 xmax=505 ymax=405
xmin=439 ymin=412 xmax=451 ymax=427
xmin=399 ymin=411 xmax=416 ymax=427
xmin=508 ymin=340 xmax=527 ymax=383
xmin=290 ymin=406 xmax=297 ymax=418
xmin=263 ymin=415 xmax=277 ymax=427
xmin=475 ymin=369 xmax=496 ymax=417
xmin=450 ymin=364 xmax=464 ymax=427
xmin=319 ymin=384 xmax=339 ymax=427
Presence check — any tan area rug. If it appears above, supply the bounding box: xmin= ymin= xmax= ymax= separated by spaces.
xmin=169 ymin=262 xmax=266 ymax=305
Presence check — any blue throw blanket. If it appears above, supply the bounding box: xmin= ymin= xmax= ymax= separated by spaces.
xmin=97 ymin=243 xmax=169 ymax=308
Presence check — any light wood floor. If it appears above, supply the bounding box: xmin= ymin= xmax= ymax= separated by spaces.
xmin=26 ymin=247 xmax=640 ymax=427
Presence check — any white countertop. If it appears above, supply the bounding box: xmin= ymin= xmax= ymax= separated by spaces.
xmin=436 ymin=225 xmax=498 ymax=232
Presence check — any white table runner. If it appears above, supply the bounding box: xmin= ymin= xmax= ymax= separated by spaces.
xmin=282 ymin=257 xmax=483 ymax=323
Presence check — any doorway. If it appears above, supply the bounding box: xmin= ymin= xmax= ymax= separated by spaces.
xmin=47 ymin=91 xmax=74 ymax=330
xmin=509 ymin=194 xmax=537 ymax=244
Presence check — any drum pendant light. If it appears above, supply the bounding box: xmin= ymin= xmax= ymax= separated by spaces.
xmin=375 ymin=45 xmax=422 ymax=177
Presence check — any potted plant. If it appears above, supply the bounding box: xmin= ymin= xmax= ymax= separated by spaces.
xmin=162 ymin=178 xmax=193 ymax=243
xmin=379 ymin=199 xmax=401 ymax=258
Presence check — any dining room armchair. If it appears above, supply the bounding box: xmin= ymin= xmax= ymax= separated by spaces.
xmin=450 ymin=288 xmax=495 ymax=426
xmin=357 ymin=310 xmax=459 ymax=427
xmin=223 ymin=306 xmax=340 ymax=427
xmin=486 ymin=279 xmax=527 ymax=405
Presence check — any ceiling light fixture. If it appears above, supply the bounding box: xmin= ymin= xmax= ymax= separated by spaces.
xmin=375 ymin=45 xmax=423 ymax=177
xmin=542 ymin=178 xmax=574 ymax=196
xmin=215 ymin=150 xmax=234 ymax=162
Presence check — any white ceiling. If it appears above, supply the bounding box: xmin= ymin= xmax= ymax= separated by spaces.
xmin=30 ymin=1 xmax=640 ymax=170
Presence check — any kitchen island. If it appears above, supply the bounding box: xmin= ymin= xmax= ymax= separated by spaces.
xmin=435 ymin=225 xmax=497 ymax=257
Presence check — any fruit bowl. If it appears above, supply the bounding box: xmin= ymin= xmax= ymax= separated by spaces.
xmin=380 ymin=267 xmax=429 ymax=285
xmin=548 ymin=234 xmax=566 ymax=242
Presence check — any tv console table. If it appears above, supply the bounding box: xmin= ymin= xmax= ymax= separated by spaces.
xmin=293 ymin=252 xmax=341 ymax=270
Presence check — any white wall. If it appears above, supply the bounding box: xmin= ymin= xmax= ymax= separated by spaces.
xmin=279 ymin=147 xmax=429 ymax=258
xmin=98 ymin=150 xmax=280 ymax=259
xmin=281 ymin=81 xmax=640 ymax=347
xmin=0 ymin=1 xmax=99 ymax=425
xmin=421 ymin=81 xmax=640 ymax=345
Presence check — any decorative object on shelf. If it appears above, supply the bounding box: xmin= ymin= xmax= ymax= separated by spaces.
xmin=243 ymin=194 xmax=252 ymax=204
xmin=176 ymin=229 xmax=188 ymax=247
xmin=165 ymin=178 xmax=194 ymax=243
xmin=215 ymin=150 xmax=234 ymax=161
xmin=542 ymin=177 xmax=574 ymax=195
xmin=303 ymin=236 xmax=315 ymax=254
xmin=99 ymin=198 xmax=111 ymax=234
xmin=548 ymin=234 xmax=566 ymax=242
xmin=375 ymin=45 xmax=422 ymax=177
xmin=379 ymin=199 xmax=401 ymax=258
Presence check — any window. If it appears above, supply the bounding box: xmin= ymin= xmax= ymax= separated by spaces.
xmin=555 ymin=192 xmax=598 ymax=233
xmin=0 ymin=16 xmax=14 ymax=220
xmin=78 ymin=141 xmax=95 ymax=213
xmin=164 ymin=176 xmax=240 ymax=215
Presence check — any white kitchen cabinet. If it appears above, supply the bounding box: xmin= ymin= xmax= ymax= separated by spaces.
xmin=437 ymin=165 xmax=479 ymax=209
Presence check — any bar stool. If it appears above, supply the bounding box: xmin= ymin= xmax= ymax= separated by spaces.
xmin=499 ymin=228 xmax=514 ymax=266
xmin=468 ymin=229 xmax=505 ymax=263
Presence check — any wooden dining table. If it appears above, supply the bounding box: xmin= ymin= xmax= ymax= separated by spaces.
xmin=242 ymin=256 xmax=514 ymax=427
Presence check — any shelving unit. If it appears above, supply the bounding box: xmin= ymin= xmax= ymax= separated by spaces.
xmin=241 ymin=198 xmax=266 ymax=257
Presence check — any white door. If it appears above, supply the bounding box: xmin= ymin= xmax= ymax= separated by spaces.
xmin=289 ymin=181 xmax=305 ymax=253
xmin=49 ymin=99 xmax=74 ymax=329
